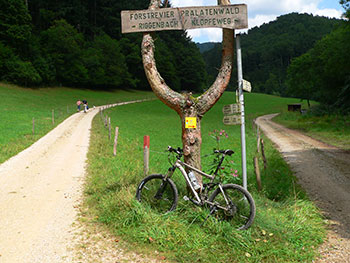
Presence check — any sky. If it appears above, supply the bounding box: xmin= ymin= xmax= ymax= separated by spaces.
xmin=169 ymin=0 xmax=344 ymax=43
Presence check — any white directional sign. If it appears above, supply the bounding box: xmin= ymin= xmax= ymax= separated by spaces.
xmin=121 ymin=4 xmax=248 ymax=33
xmin=223 ymin=103 xmax=241 ymax=115
xmin=223 ymin=115 xmax=241 ymax=125
xmin=242 ymin=79 xmax=252 ymax=92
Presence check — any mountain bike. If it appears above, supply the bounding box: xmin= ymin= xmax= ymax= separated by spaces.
xmin=136 ymin=146 xmax=256 ymax=230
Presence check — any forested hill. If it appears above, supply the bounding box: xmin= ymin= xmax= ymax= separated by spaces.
xmin=0 ymin=0 xmax=206 ymax=91
xmin=199 ymin=13 xmax=340 ymax=95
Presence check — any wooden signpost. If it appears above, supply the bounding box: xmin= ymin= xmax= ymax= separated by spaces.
xmin=121 ymin=4 xmax=247 ymax=33
xmin=121 ymin=0 xmax=249 ymax=190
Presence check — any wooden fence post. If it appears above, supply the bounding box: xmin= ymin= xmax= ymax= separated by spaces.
xmin=113 ymin=127 xmax=119 ymax=156
xmin=108 ymin=117 xmax=111 ymax=140
xmin=256 ymin=125 xmax=261 ymax=153
xmin=254 ymin=121 xmax=262 ymax=191
xmin=254 ymin=157 xmax=262 ymax=191
xmin=32 ymin=117 xmax=35 ymax=135
xmin=143 ymin=135 xmax=150 ymax=176
xmin=104 ymin=115 xmax=108 ymax=127
xmin=260 ymin=138 xmax=267 ymax=169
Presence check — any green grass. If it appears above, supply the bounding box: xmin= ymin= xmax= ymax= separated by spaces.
xmin=0 ymin=82 xmax=154 ymax=163
xmin=85 ymin=92 xmax=326 ymax=262
xmin=274 ymin=111 xmax=350 ymax=150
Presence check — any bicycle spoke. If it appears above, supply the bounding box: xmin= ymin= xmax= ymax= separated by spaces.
xmin=136 ymin=174 xmax=178 ymax=214
xmin=209 ymin=184 xmax=255 ymax=230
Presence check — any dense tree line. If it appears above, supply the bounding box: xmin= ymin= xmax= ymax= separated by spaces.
xmin=287 ymin=26 xmax=350 ymax=112
xmin=0 ymin=0 xmax=207 ymax=91
xmin=286 ymin=1 xmax=350 ymax=112
xmin=199 ymin=13 xmax=340 ymax=95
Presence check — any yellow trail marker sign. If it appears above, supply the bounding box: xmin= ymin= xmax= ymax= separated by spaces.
xmin=185 ymin=117 xmax=197 ymax=129
xmin=121 ymin=4 xmax=248 ymax=33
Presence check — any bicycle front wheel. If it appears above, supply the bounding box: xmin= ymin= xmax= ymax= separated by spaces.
xmin=209 ymin=184 xmax=256 ymax=230
xmin=136 ymin=174 xmax=178 ymax=214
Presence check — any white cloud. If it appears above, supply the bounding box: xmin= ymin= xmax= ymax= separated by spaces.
xmin=171 ymin=0 xmax=204 ymax=7
xmin=301 ymin=6 xmax=343 ymax=18
xmin=170 ymin=0 xmax=343 ymax=42
xmin=247 ymin=14 xmax=277 ymax=28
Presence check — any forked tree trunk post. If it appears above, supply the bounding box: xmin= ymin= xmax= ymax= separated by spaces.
xmin=142 ymin=0 xmax=235 ymax=187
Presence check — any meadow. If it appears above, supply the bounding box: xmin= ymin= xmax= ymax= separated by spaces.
xmin=0 ymin=82 xmax=154 ymax=163
xmin=85 ymin=92 xmax=326 ymax=262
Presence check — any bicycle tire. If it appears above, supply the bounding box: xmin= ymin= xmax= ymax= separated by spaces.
xmin=208 ymin=184 xmax=256 ymax=230
xmin=136 ymin=174 xmax=178 ymax=214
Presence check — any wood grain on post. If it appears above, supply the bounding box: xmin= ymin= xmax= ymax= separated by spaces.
xmin=143 ymin=135 xmax=150 ymax=176
xmin=108 ymin=117 xmax=111 ymax=140
xmin=254 ymin=157 xmax=262 ymax=191
xmin=256 ymin=125 xmax=260 ymax=153
xmin=32 ymin=117 xmax=35 ymax=135
xmin=104 ymin=115 xmax=108 ymax=127
xmin=113 ymin=127 xmax=119 ymax=156
xmin=260 ymin=138 xmax=267 ymax=169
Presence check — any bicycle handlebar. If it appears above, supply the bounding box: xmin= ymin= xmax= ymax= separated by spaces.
xmin=214 ymin=149 xmax=234 ymax=156
xmin=167 ymin=146 xmax=233 ymax=157
xmin=167 ymin=146 xmax=183 ymax=156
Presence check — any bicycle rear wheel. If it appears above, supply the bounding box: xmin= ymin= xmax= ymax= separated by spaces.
xmin=208 ymin=184 xmax=255 ymax=230
xmin=136 ymin=174 xmax=178 ymax=214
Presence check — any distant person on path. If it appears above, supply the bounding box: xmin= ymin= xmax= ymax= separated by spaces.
xmin=77 ymin=100 xmax=82 ymax=111
xmin=82 ymin=100 xmax=88 ymax=112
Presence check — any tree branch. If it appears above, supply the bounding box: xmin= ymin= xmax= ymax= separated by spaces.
xmin=142 ymin=34 xmax=184 ymax=114
xmin=142 ymin=0 xmax=183 ymax=113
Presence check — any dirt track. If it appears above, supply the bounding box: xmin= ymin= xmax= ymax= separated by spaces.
xmin=256 ymin=114 xmax=350 ymax=262
xmin=0 ymin=107 xmax=95 ymax=262
xmin=0 ymin=100 xmax=160 ymax=263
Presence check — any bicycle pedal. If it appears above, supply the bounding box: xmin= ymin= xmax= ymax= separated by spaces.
xmin=183 ymin=195 xmax=190 ymax=201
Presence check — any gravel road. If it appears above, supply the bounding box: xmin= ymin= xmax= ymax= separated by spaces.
xmin=256 ymin=114 xmax=350 ymax=263
xmin=0 ymin=100 xmax=160 ymax=263
xmin=0 ymin=107 xmax=95 ymax=262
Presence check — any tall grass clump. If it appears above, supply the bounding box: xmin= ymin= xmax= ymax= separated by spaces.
xmin=85 ymin=92 xmax=326 ymax=262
